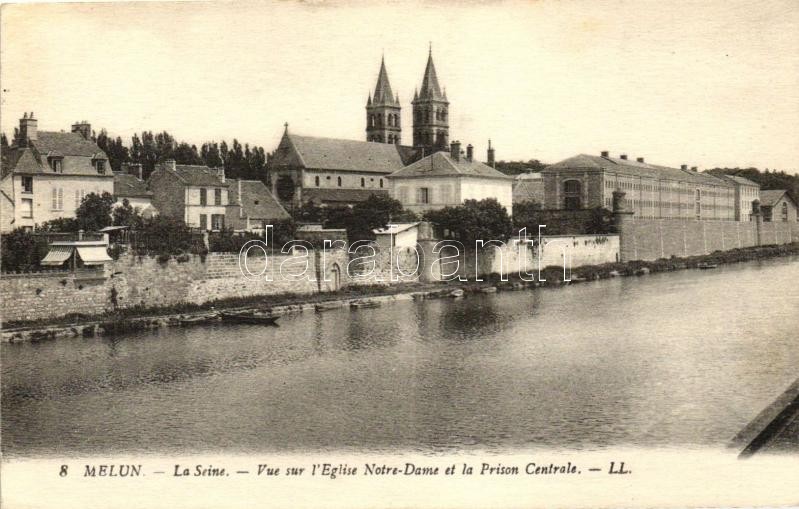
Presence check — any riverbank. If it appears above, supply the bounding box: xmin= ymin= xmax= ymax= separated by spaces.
xmin=2 ymin=242 xmax=797 ymax=342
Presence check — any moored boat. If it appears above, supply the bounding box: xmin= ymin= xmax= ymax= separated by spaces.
xmin=350 ymin=299 xmax=381 ymax=309
xmin=697 ymin=262 xmax=718 ymax=270
xmin=219 ymin=312 xmax=279 ymax=325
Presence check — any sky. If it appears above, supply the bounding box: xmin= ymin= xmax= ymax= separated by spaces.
xmin=1 ymin=0 xmax=798 ymax=172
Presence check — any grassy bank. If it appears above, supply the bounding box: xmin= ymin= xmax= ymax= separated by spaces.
xmin=3 ymin=242 xmax=797 ymax=334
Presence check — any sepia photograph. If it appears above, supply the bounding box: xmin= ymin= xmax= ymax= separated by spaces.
xmin=1 ymin=0 xmax=798 ymax=508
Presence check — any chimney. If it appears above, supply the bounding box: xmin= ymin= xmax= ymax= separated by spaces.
xmin=690 ymin=166 xmax=698 ymax=172
xmin=128 ymin=163 xmax=144 ymax=181
xmin=71 ymin=121 xmax=91 ymax=140
xmin=450 ymin=140 xmax=461 ymax=162
xmin=487 ymin=139 xmax=495 ymax=167
xmin=680 ymin=164 xmax=688 ymax=170
xmin=466 ymin=144 xmax=473 ymax=162
xmin=237 ymin=179 xmax=242 ymax=205
xmin=19 ymin=112 xmax=38 ymax=145
xmin=216 ymin=167 xmax=225 ymax=183
xmin=601 ymin=150 xmax=609 ymax=158
xmin=620 ymin=154 xmax=628 ymax=160
xmin=636 ymin=157 xmax=645 ymax=163
xmin=163 ymin=159 xmax=177 ymax=172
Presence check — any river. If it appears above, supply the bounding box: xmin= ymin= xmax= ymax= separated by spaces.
xmin=2 ymin=257 xmax=798 ymax=457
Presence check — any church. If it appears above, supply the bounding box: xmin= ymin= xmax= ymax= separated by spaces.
xmin=270 ymin=48 xmax=483 ymax=210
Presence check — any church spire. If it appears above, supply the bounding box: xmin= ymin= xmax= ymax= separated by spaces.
xmin=412 ymin=46 xmax=449 ymax=152
xmin=419 ymin=49 xmax=444 ymax=100
xmin=373 ymin=56 xmax=396 ymax=105
xmin=366 ymin=55 xmax=401 ymax=144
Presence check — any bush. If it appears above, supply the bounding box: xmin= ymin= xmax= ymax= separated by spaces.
xmin=1 ymin=228 xmax=49 ymax=272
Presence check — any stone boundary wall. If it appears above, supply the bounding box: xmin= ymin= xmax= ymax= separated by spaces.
xmin=1 ymin=249 xmax=351 ymax=323
xmin=618 ymin=218 xmax=799 ymax=261
xmin=435 ymin=235 xmax=620 ymax=280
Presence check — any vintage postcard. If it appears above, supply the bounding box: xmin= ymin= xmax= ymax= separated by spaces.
xmin=1 ymin=0 xmax=798 ymax=508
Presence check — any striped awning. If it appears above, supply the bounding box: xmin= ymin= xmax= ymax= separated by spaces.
xmin=40 ymin=246 xmax=73 ymax=266
xmin=76 ymin=246 xmax=112 ymax=266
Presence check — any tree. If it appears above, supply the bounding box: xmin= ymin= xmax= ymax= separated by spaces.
xmin=112 ymin=198 xmax=143 ymax=227
xmin=320 ymin=194 xmax=417 ymax=242
xmin=493 ymin=159 xmax=548 ymax=176
xmin=275 ymin=175 xmax=295 ymax=203
xmin=1 ymin=228 xmax=49 ymax=272
xmin=36 ymin=217 xmax=79 ymax=232
xmin=75 ymin=192 xmax=115 ymax=231
xmin=511 ymin=200 xmax=543 ymax=231
xmin=424 ymin=198 xmax=513 ymax=246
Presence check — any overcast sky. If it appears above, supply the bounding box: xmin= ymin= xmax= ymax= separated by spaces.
xmin=2 ymin=0 xmax=798 ymax=172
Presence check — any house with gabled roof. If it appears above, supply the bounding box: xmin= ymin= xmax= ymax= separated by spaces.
xmin=759 ymin=190 xmax=798 ymax=223
xmin=268 ymin=126 xmax=408 ymax=209
xmin=0 ymin=113 xmax=113 ymax=232
xmin=148 ymin=159 xmax=229 ymax=230
xmin=386 ymin=141 xmax=514 ymax=215
xmin=226 ymin=178 xmax=290 ymax=233
xmin=113 ymin=163 xmax=158 ymax=218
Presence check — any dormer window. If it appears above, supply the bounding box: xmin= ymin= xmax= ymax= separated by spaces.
xmin=49 ymin=157 xmax=63 ymax=173
xmin=94 ymin=160 xmax=106 ymax=174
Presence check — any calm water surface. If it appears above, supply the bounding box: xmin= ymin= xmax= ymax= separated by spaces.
xmin=3 ymin=258 xmax=798 ymax=457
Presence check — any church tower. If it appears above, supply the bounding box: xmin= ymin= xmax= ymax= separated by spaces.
xmin=412 ymin=47 xmax=449 ymax=154
xmin=366 ymin=57 xmax=401 ymax=144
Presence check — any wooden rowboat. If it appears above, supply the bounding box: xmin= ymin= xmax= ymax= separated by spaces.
xmin=350 ymin=299 xmax=381 ymax=309
xmin=219 ymin=312 xmax=279 ymax=325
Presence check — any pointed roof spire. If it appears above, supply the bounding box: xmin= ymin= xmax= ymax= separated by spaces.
xmin=413 ymin=87 xmax=419 ymax=101
xmin=419 ymin=46 xmax=444 ymax=101
xmin=372 ymin=56 xmax=395 ymax=105
xmin=367 ymin=92 xmax=372 ymax=106
xmin=284 ymin=122 xmax=289 ymax=135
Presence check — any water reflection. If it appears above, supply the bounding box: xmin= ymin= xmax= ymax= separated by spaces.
xmin=2 ymin=258 xmax=798 ymax=457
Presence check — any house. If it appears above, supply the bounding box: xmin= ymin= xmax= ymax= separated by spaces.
xmin=373 ymin=222 xmax=420 ymax=251
xmin=759 ymin=190 xmax=798 ymax=222
xmin=113 ymin=163 xmax=158 ymax=218
xmin=225 ymin=179 xmax=290 ymax=233
xmin=541 ymin=151 xmax=737 ymax=220
xmin=268 ymin=127 xmax=406 ymax=209
xmin=0 ymin=113 xmax=113 ymax=232
xmin=719 ymin=175 xmax=760 ymax=221
xmin=148 ymin=159 xmax=229 ymax=230
xmin=512 ymin=172 xmax=544 ymax=205
xmin=386 ymin=141 xmax=514 ymax=215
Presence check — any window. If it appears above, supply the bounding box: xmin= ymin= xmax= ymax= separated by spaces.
xmin=563 ymin=180 xmax=582 ymax=210
xmin=21 ymin=198 xmax=33 ymax=219
xmin=200 ymin=188 xmax=207 ymax=205
xmin=337 ymin=176 xmax=342 ymax=187
xmin=379 ymin=179 xmax=384 ymax=188
xmin=695 ymin=189 xmax=701 ymax=219
xmin=95 ymin=160 xmax=105 ymax=174
xmin=416 ymin=187 xmax=430 ymax=204
xmin=199 ymin=214 xmax=208 ymax=230
xmin=211 ymin=214 xmax=225 ymax=231
xmin=315 ymin=176 xmax=320 ymax=187
xmin=214 ymin=188 xmax=222 ymax=206
xmin=51 ymin=187 xmax=63 ymax=210
xmin=782 ymin=202 xmax=789 ymax=222
xmin=49 ymin=158 xmax=63 ymax=173
xmin=361 ymin=178 xmax=365 ymax=188
xmin=21 ymin=176 xmax=32 ymax=193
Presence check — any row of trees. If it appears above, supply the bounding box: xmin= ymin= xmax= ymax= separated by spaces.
xmin=0 ymin=128 xmax=270 ymax=182
xmin=94 ymin=130 xmax=270 ymax=181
